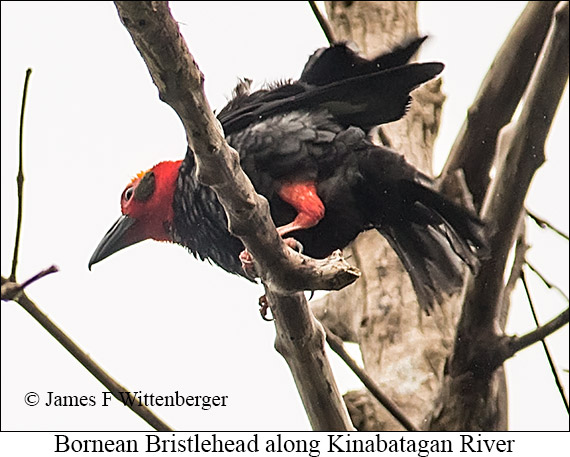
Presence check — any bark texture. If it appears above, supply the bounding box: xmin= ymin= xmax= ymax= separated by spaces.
xmin=315 ymin=1 xmax=451 ymax=430
xmin=114 ymin=1 xmax=355 ymax=431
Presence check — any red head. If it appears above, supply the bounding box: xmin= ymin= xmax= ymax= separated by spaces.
xmin=89 ymin=160 xmax=182 ymax=269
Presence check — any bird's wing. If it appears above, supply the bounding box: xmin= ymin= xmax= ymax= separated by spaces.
xmin=299 ymin=36 xmax=428 ymax=86
xmin=218 ymin=62 xmax=443 ymax=136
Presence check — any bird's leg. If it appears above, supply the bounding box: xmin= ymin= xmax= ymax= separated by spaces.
xmin=239 ymin=181 xmax=325 ymax=276
xmin=276 ymin=181 xmax=325 ymax=238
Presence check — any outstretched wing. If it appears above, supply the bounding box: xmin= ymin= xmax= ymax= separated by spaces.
xmin=217 ymin=37 xmax=443 ymax=136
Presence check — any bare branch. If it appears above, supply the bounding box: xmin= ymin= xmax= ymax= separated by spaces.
xmin=1 ymin=266 xmax=58 ymax=302
xmin=430 ymin=2 xmax=569 ymax=430
xmin=520 ymin=271 xmax=569 ymax=412
xmin=269 ymin=291 xmax=353 ymax=430
xmin=324 ymin=326 xmax=419 ymax=431
xmin=439 ymin=2 xmax=559 ymax=209
xmin=309 ymin=1 xmax=335 ymax=44
xmin=10 ymin=68 xmax=32 ymax=282
xmin=1 ymin=276 xmax=172 ymax=431
xmin=508 ymin=307 xmax=569 ymax=359
xmin=114 ymin=1 xmax=354 ymax=430
xmin=527 ymin=209 xmax=570 ymax=240
xmin=457 ymin=0 xmax=569 ymax=345
xmin=2 ymin=61 xmax=171 ymax=433
xmin=526 ymin=262 xmax=570 ymax=302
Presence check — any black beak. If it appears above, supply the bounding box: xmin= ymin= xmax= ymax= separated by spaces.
xmin=88 ymin=215 xmax=139 ymax=270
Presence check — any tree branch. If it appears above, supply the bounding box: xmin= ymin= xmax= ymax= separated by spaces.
xmin=455 ymin=0 xmax=569 ymax=356
xmin=439 ymin=2 xmax=559 ymax=209
xmin=114 ymin=2 xmax=358 ymax=295
xmin=269 ymin=291 xmax=353 ymax=430
xmin=2 ymin=64 xmax=171 ymax=431
xmin=10 ymin=68 xmax=32 ymax=282
xmin=507 ymin=307 xmax=569 ymax=360
xmin=1 ymin=280 xmax=173 ymax=430
xmin=324 ymin=326 xmax=419 ymax=431
xmin=114 ymin=1 xmax=355 ymax=430
xmin=520 ymin=270 xmax=569 ymax=412
xmin=526 ymin=261 xmax=570 ymax=302
xmin=309 ymin=1 xmax=335 ymax=44
xmin=1 ymin=266 xmax=58 ymax=302
xmin=429 ymin=2 xmax=569 ymax=430
xmin=527 ymin=209 xmax=570 ymax=240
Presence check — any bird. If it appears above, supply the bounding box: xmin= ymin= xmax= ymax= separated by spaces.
xmin=89 ymin=37 xmax=486 ymax=311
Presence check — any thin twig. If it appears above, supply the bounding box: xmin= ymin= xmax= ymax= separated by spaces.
xmin=2 ymin=67 xmax=171 ymax=432
xmin=509 ymin=307 xmax=569 ymax=356
xmin=526 ymin=209 xmax=570 ymax=240
xmin=10 ymin=68 xmax=32 ymax=282
xmin=324 ymin=326 xmax=419 ymax=431
xmin=1 ymin=276 xmax=173 ymax=431
xmin=520 ymin=270 xmax=569 ymax=412
xmin=1 ymin=266 xmax=59 ymax=302
xmin=526 ymin=261 xmax=569 ymax=302
xmin=19 ymin=265 xmax=59 ymax=289
xmin=309 ymin=1 xmax=335 ymax=44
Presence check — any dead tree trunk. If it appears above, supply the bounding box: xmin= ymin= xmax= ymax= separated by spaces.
xmin=312 ymin=1 xmax=454 ymax=431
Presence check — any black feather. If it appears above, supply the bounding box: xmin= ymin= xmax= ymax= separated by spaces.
xmin=300 ymin=36 xmax=428 ymax=86
xmin=171 ymin=38 xmax=485 ymax=310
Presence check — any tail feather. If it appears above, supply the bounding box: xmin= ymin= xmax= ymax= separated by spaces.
xmin=381 ymin=223 xmax=470 ymax=311
xmin=401 ymin=180 xmax=487 ymax=263
xmin=357 ymin=150 xmax=487 ymax=311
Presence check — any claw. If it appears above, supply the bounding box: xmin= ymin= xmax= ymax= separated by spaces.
xmin=239 ymin=249 xmax=258 ymax=280
xmin=240 ymin=238 xmax=302 ymax=280
xmin=284 ymin=237 xmax=304 ymax=254
xmin=259 ymin=295 xmax=274 ymax=321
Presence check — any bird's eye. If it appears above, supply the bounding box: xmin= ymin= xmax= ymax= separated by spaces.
xmin=124 ymin=187 xmax=134 ymax=201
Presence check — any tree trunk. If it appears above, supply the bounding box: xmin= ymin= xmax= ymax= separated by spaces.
xmin=312 ymin=1 xmax=506 ymax=431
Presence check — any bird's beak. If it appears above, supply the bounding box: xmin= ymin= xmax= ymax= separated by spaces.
xmin=88 ymin=215 xmax=140 ymax=270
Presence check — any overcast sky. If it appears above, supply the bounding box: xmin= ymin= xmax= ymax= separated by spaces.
xmin=1 ymin=1 xmax=568 ymax=432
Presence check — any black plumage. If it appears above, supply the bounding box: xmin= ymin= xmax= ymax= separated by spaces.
xmin=170 ymin=37 xmax=486 ymax=311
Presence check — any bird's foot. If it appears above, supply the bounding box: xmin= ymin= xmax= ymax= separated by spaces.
xmin=283 ymin=237 xmax=304 ymax=254
xmin=259 ymin=295 xmax=274 ymax=321
xmin=239 ymin=249 xmax=258 ymax=279
xmin=239 ymin=237 xmax=303 ymax=279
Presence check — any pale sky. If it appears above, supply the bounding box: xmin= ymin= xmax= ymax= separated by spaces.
xmin=1 ymin=1 xmax=568 ymax=433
